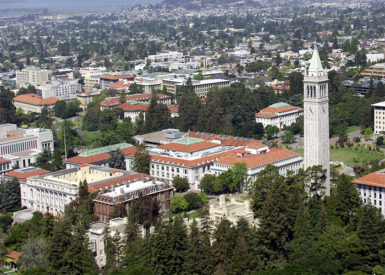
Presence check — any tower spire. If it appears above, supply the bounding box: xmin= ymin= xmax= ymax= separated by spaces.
xmin=308 ymin=42 xmax=324 ymax=77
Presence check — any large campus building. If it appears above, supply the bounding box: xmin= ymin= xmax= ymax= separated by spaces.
xmin=255 ymin=102 xmax=303 ymax=129
xmin=127 ymin=131 xmax=303 ymax=190
xmin=0 ymin=124 xmax=54 ymax=170
xmin=20 ymin=164 xmax=172 ymax=217
xmin=354 ymin=169 xmax=385 ymax=216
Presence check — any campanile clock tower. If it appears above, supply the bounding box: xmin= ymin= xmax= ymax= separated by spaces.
xmin=304 ymin=44 xmax=330 ymax=195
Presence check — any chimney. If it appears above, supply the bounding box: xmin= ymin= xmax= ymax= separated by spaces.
xmin=120 ymin=188 xmax=124 ymax=194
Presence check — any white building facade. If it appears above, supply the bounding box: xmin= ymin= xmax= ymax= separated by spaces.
xmin=255 ymin=102 xmax=303 ymax=129
xmin=37 ymin=79 xmax=79 ymax=100
xmin=303 ymin=46 xmax=331 ymax=195
xmin=372 ymin=101 xmax=385 ymax=135
xmin=16 ymin=67 xmax=51 ymax=88
xmin=20 ymin=165 xmax=130 ymax=216
xmin=354 ymin=169 xmax=385 ymax=216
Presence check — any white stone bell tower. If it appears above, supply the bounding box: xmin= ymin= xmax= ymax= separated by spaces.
xmin=304 ymin=44 xmax=330 ymax=196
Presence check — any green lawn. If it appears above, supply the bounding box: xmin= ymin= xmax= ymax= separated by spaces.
xmin=163 ymin=210 xmax=201 ymax=219
xmin=331 ymin=125 xmax=360 ymax=138
xmin=293 ymin=147 xmax=385 ymax=167
xmin=72 ymin=116 xmax=83 ymax=127
xmin=83 ymin=131 xmax=102 ymax=140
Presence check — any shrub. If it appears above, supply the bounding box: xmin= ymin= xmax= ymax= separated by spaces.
xmin=170 ymin=195 xmax=188 ymax=213
xmin=184 ymin=193 xmax=202 ymax=210
xmin=172 ymin=176 xmax=189 ymax=192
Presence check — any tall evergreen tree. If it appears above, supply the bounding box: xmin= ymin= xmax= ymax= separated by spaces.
xmin=251 ymin=165 xmax=280 ymax=217
xmin=335 ymin=174 xmax=361 ymax=225
xmin=62 ymin=226 xmax=98 ymax=275
xmin=183 ymin=219 xmax=212 ymax=275
xmin=211 ymin=218 xmax=237 ymax=273
xmin=165 ymin=216 xmax=187 ymax=274
xmin=47 ymin=220 xmax=72 ymax=272
xmin=356 ymin=205 xmax=385 ymax=273
xmin=256 ymin=175 xmax=299 ymax=265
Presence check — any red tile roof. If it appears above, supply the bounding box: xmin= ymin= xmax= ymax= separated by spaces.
xmin=88 ymin=173 xmax=151 ymax=192
xmin=13 ymin=94 xmax=59 ymax=106
xmin=168 ymin=105 xmax=179 ymax=113
xmin=215 ymin=147 xmax=299 ymax=169
xmin=66 ymin=147 xmax=138 ymax=165
xmin=0 ymin=158 xmax=11 ymax=164
xmin=150 ymin=147 xmax=244 ymax=168
xmin=117 ymin=103 xmax=149 ymax=112
xmin=100 ymin=93 xmax=170 ymax=107
xmin=353 ymin=171 xmax=385 ymax=188
xmin=255 ymin=112 xmax=278 ymax=118
xmin=158 ymin=141 xmax=220 ymax=153
xmin=120 ymin=146 xmax=138 ymax=157
xmin=5 ymin=169 xmax=51 ymax=182
xmin=109 ymin=80 xmax=131 ymax=89
xmin=100 ymin=74 xmax=134 ymax=80
xmin=5 ymin=251 xmax=21 ymax=262
xmin=188 ymin=132 xmax=263 ymax=147
xmin=66 ymin=153 xmax=111 ymax=165
xmin=261 ymin=105 xmax=303 ymax=113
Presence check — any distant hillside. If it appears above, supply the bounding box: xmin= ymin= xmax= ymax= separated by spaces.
xmin=161 ymin=0 xmax=258 ymax=9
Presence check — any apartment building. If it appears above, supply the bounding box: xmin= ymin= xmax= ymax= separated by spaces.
xmin=162 ymin=78 xmax=230 ymax=97
xmin=37 ymin=79 xmax=79 ymax=100
xmin=146 ymin=51 xmax=183 ymax=62
xmin=16 ymin=67 xmax=51 ymax=88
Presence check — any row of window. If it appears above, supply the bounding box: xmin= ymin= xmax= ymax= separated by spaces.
xmin=0 ymin=139 xmax=38 ymax=155
xmin=151 ymin=164 xmax=188 ymax=174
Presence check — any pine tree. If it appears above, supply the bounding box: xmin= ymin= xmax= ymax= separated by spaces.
xmin=335 ymin=174 xmax=361 ymax=225
xmin=356 ymin=205 xmax=385 ymax=273
xmin=288 ymin=207 xmax=314 ymax=263
xmin=104 ymin=228 xmax=117 ymax=274
xmin=150 ymin=221 xmax=170 ymax=274
xmin=124 ymin=223 xmax=143 ymax=269
xmin=211 ymin=218 xmax=237 ymax=273
xmin=62 ymin=226 xmax=98 ymax=275
xmin=167 ymin=215 xmax=187 ymax=274
xmin=256 ymin=176 xmax=297 ymax=265
xmin=229 ymin=235 xmax=251 ymax=275
xmin=47 ymin=220 xmax=72 ymax=271
xmin=183 ymin=220 xmax=211 ymax=275
xmin=251 ymin=165 xmax=280 ymax=217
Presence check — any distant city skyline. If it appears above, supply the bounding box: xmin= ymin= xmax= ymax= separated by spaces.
xmin=0 ymin=0 xmax=161 ymax=15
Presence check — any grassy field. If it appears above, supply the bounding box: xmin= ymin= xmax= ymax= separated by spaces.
xmin=331 ymin=125 xmax=361 ymax=138
xmin=83 ymin=131 xmax=102 ymax=140
xmin=292 ymin=146 xmax=385 ymax=167
xmin=163 ymin=210 xmax=202 ymax=219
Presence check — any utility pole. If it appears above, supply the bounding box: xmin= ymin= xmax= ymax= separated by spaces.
xmin=64 ymin=125 xmax=67 ymax=161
